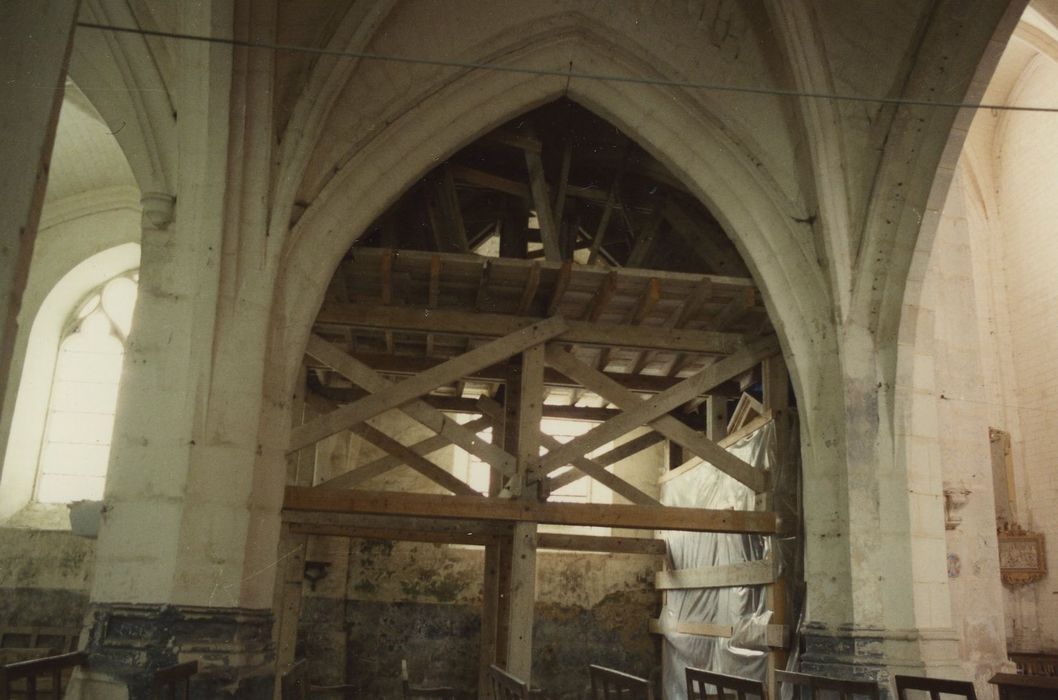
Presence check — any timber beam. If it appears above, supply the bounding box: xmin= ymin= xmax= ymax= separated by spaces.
xmin=307 ymin=354 xmax=741 ymax=398
xmin=315 ymin=302 xmax=752 ymax=355
xmin=283 ymin=487 xmax=778 ymax=534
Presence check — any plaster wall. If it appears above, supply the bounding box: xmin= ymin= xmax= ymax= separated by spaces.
xmin=993 ymin=54 xmax=1058 ymax=651
xmin=0 ymin=528 xmax=94 ymax=633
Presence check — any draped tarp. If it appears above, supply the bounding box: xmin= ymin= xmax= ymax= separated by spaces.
xmin=658 ymin=419 xmax=801 ymax=700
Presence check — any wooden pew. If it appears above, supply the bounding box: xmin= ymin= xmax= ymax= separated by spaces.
xmin=989 ymin=672 xmax=1058 ymax=700
xmin=589 ymin=664 xmax=653 ymax=700
xmin=0 ymin=650 xmax=87 ymax=700
xmin=686 ymin=667 xmax=766 ymax=700
xmin=894 ymin=675 xmax=976 ymax=700
xmin=776 ymin=670 xmax=879 ymax=700
xmin=488 ymin=665 xmax=530 ymax=700
xmin=151 ymin=660 xmax=198 ymax=700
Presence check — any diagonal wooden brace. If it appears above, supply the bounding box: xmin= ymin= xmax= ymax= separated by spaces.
xmin=476 ymin=397 xmax=660 ymax=506
xmin=542 ymin=337 xmax=779 ymax=492
xmin=297 ymin=335 xmax=521 ymax=474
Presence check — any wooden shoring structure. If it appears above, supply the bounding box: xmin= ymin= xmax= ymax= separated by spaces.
xmin=279 ymin=249 xmax=790 ymax=693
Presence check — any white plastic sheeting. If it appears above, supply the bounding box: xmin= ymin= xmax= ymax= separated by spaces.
xmin=657 ymin=419 xmax=801 ymax=700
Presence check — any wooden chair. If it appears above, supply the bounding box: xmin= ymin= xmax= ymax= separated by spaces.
xmin=402 ymin=659 xmax=466 ymax=700
xmin=151 ymin=660 xmax=198 ymax=700
xmin=686 ymin=667 xmax=766 ymax=700
xmin=776 ymin=670 xmax=880 ymax=700
xmin=989 ymin=672 xmax=1058 ymax=700
xmin=0 ymin=650 xmax=88 ymax=700
xmin=280 ymin=659 xmax=310 ymax=700
xmin=588 ymin=664 xmax=653 ymax=700
xmin=488 ymin=665 xmax=530 ymax=700
xmin=894 ymin=675 xmax=976 ymax=700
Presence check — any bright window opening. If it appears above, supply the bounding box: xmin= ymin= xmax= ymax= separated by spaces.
xmin=452 ymin=415 xmax=613 ymax=536
xmin=36 ymin=273 xmax=137 ymax=503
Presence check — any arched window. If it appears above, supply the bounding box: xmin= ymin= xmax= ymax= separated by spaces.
xmin=35 ymin=272 xmax=137 ymax=503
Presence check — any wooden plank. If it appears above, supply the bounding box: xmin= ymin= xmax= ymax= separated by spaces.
xmin=599 ymin=277 xmax=660 ymax=371
xmin=654 ymin=559 xmax=778 ymax=590
xmin=283 ymin=509 xmax=512 ymax=533
xmin=516 ymin=262 xmax=541 ymax=315
xmin=290 ymin=522 xmax=497 ymax=546
xmin=307 ymin=352 xmax=740 ymax=398
xmin=536 ymin=532 xmax=667 ymax=555
xmin=283 ymin=487 xmax=778 ymax=533
xmin=289 ymin=317 xmax=567 ymax=451
xmin=316 ymin=416 xmax=492 ymax=489
xmin=480 ymin=543 xmax=502 ymax=697
xmin=626 ymin=204 xmax=665 ymax=268
xmin=452 ymin=164 xmax=529 ymax=198
xmin=506 ymin=520 xmax=537 ymax=681
xmin=712 ymin=287 xmax=756 ymax=331
xmin=440 ymin=164 xmax=470 ymax=252
xmin=548 ymin=431 xmax=665 ymax=492
xmin=546 ymin=261 xmax=572 ymax=317
xmin=543 ymin=344 xmax=776 ymax=491
xmin=649 ymin=619 xmax=733 ymax=638
xmin=303 ymin=335 xmax=517 ymax=474
xmin=349 ymin=423 xmax=480 ymax=496
xmin=553 ymin=139 xmax=572 ymax=228
xmin=659 ymin=412 xmax=774 ymax=485
xmin=317 ymin=302 xmax=751 ymax=354
xmin=525 ymin=150 xmax=562 ymax=262
xmin=587 ymin=152 xmax=628 ymax=265
xmin=477 ymin=397 xmax=660 ymax=506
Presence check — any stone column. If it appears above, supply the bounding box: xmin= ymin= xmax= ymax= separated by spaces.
xmin=73 ymin=4 xmax=275 ymax=698
xmin=0 ymin=0 xmax=80 ymax=484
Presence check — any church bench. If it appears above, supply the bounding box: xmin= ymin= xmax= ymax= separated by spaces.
xmin=989 ymin=672 xmax=1058 ymax=700
xmin=685 ymin=667 xmax=766 ymax=700
xmin=589 ymin=664 xmax=653 ymax=700
xmin=894 ymin=675 xmax=976 ymax=700
xmin=0 ymin=649 xmax=87 ymax=700
xmin=776 ymin=670 xmax=880 ymax=700
xmin=1008 ymin=652 xmax=1058 ymax=677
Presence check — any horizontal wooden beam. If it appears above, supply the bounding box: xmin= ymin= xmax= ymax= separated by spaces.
xmin=536 ymin=532 xmax=667 ymax=555
xmin=308 ymin=353 xmax=741 ymax=397
xmin=654 ymin=558 xmax=778 ymax=590
xmin=649 ymin=619 xmax=732 ymax=638
xmin=316 ymin=303 xmax=752 ymax=355
xmin=282 ymin=510 xmax=512 ymax=536
xmin=284 ymin=487 xmax=777 ymax=534
xmin=290 ymin=522 xmax=498 ymax=546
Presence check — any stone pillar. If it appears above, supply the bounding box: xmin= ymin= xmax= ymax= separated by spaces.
xmin=73 ymin=3 xmax=276 ymax=697
xmin=797 ymin=323 xmax=962 ymax=696
xmin=0 ymin=0 xmax=80 ymax=484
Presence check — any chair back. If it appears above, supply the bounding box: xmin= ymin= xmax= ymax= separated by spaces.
xmin=151 ymin=660 xmax=198 ymax=700
xmin=1008 ymin=653 xmax=1058 ymax=677
xmin=0 ymin=650 xmax=88 ymax=700
xmin=281 ymin=659 xmax=310 ymax=700
xmin=402 ymin=659 xmax=466 ymax=699
xmin=894 ymin=675 xmax=976 ymax=700
xmin=776 ymin=670 xmax=880 ymax=700
xmin=989 ymin=672 xmax=1058 ymax=700
xmin=686 ymin=667 xmax=766 ymax=700
xmin=488 ymin=665 xmax=530 ymax=700
xmin=589 ymin=664 xmax=653 ymax=700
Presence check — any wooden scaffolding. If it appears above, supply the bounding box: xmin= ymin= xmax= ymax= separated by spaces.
xmin=274 ymin=248 xmax=794 ymax=698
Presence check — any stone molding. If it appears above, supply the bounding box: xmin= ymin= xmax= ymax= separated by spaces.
xmin=81 ymin=602 xmax=274 ymax=699
xmin=799 ymin=622 xmax=964 ymax=699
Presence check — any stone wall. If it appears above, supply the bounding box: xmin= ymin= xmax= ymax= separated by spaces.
xmin=297 ymin=538 xmax=659 ymax=700
xmin=0 ymin=527 xmax=94 ymax=633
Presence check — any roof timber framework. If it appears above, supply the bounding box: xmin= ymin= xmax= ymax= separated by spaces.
xmin=279 ymin=99 xmax=791 ymax=694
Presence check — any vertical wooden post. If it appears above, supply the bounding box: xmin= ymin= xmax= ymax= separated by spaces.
xmin=505 ymin=343 xmax=544 ymax=681
xmin=479 ymin=397 xmax=507 ymax=696
xmin=760 ymin=356 xmax=790 ymax=698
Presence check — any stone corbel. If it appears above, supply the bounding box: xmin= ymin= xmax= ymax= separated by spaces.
xmin=943 ymin=483 xmax=971 ymax=530
xmin=141 ymin=192 xmax=175 ymax=231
